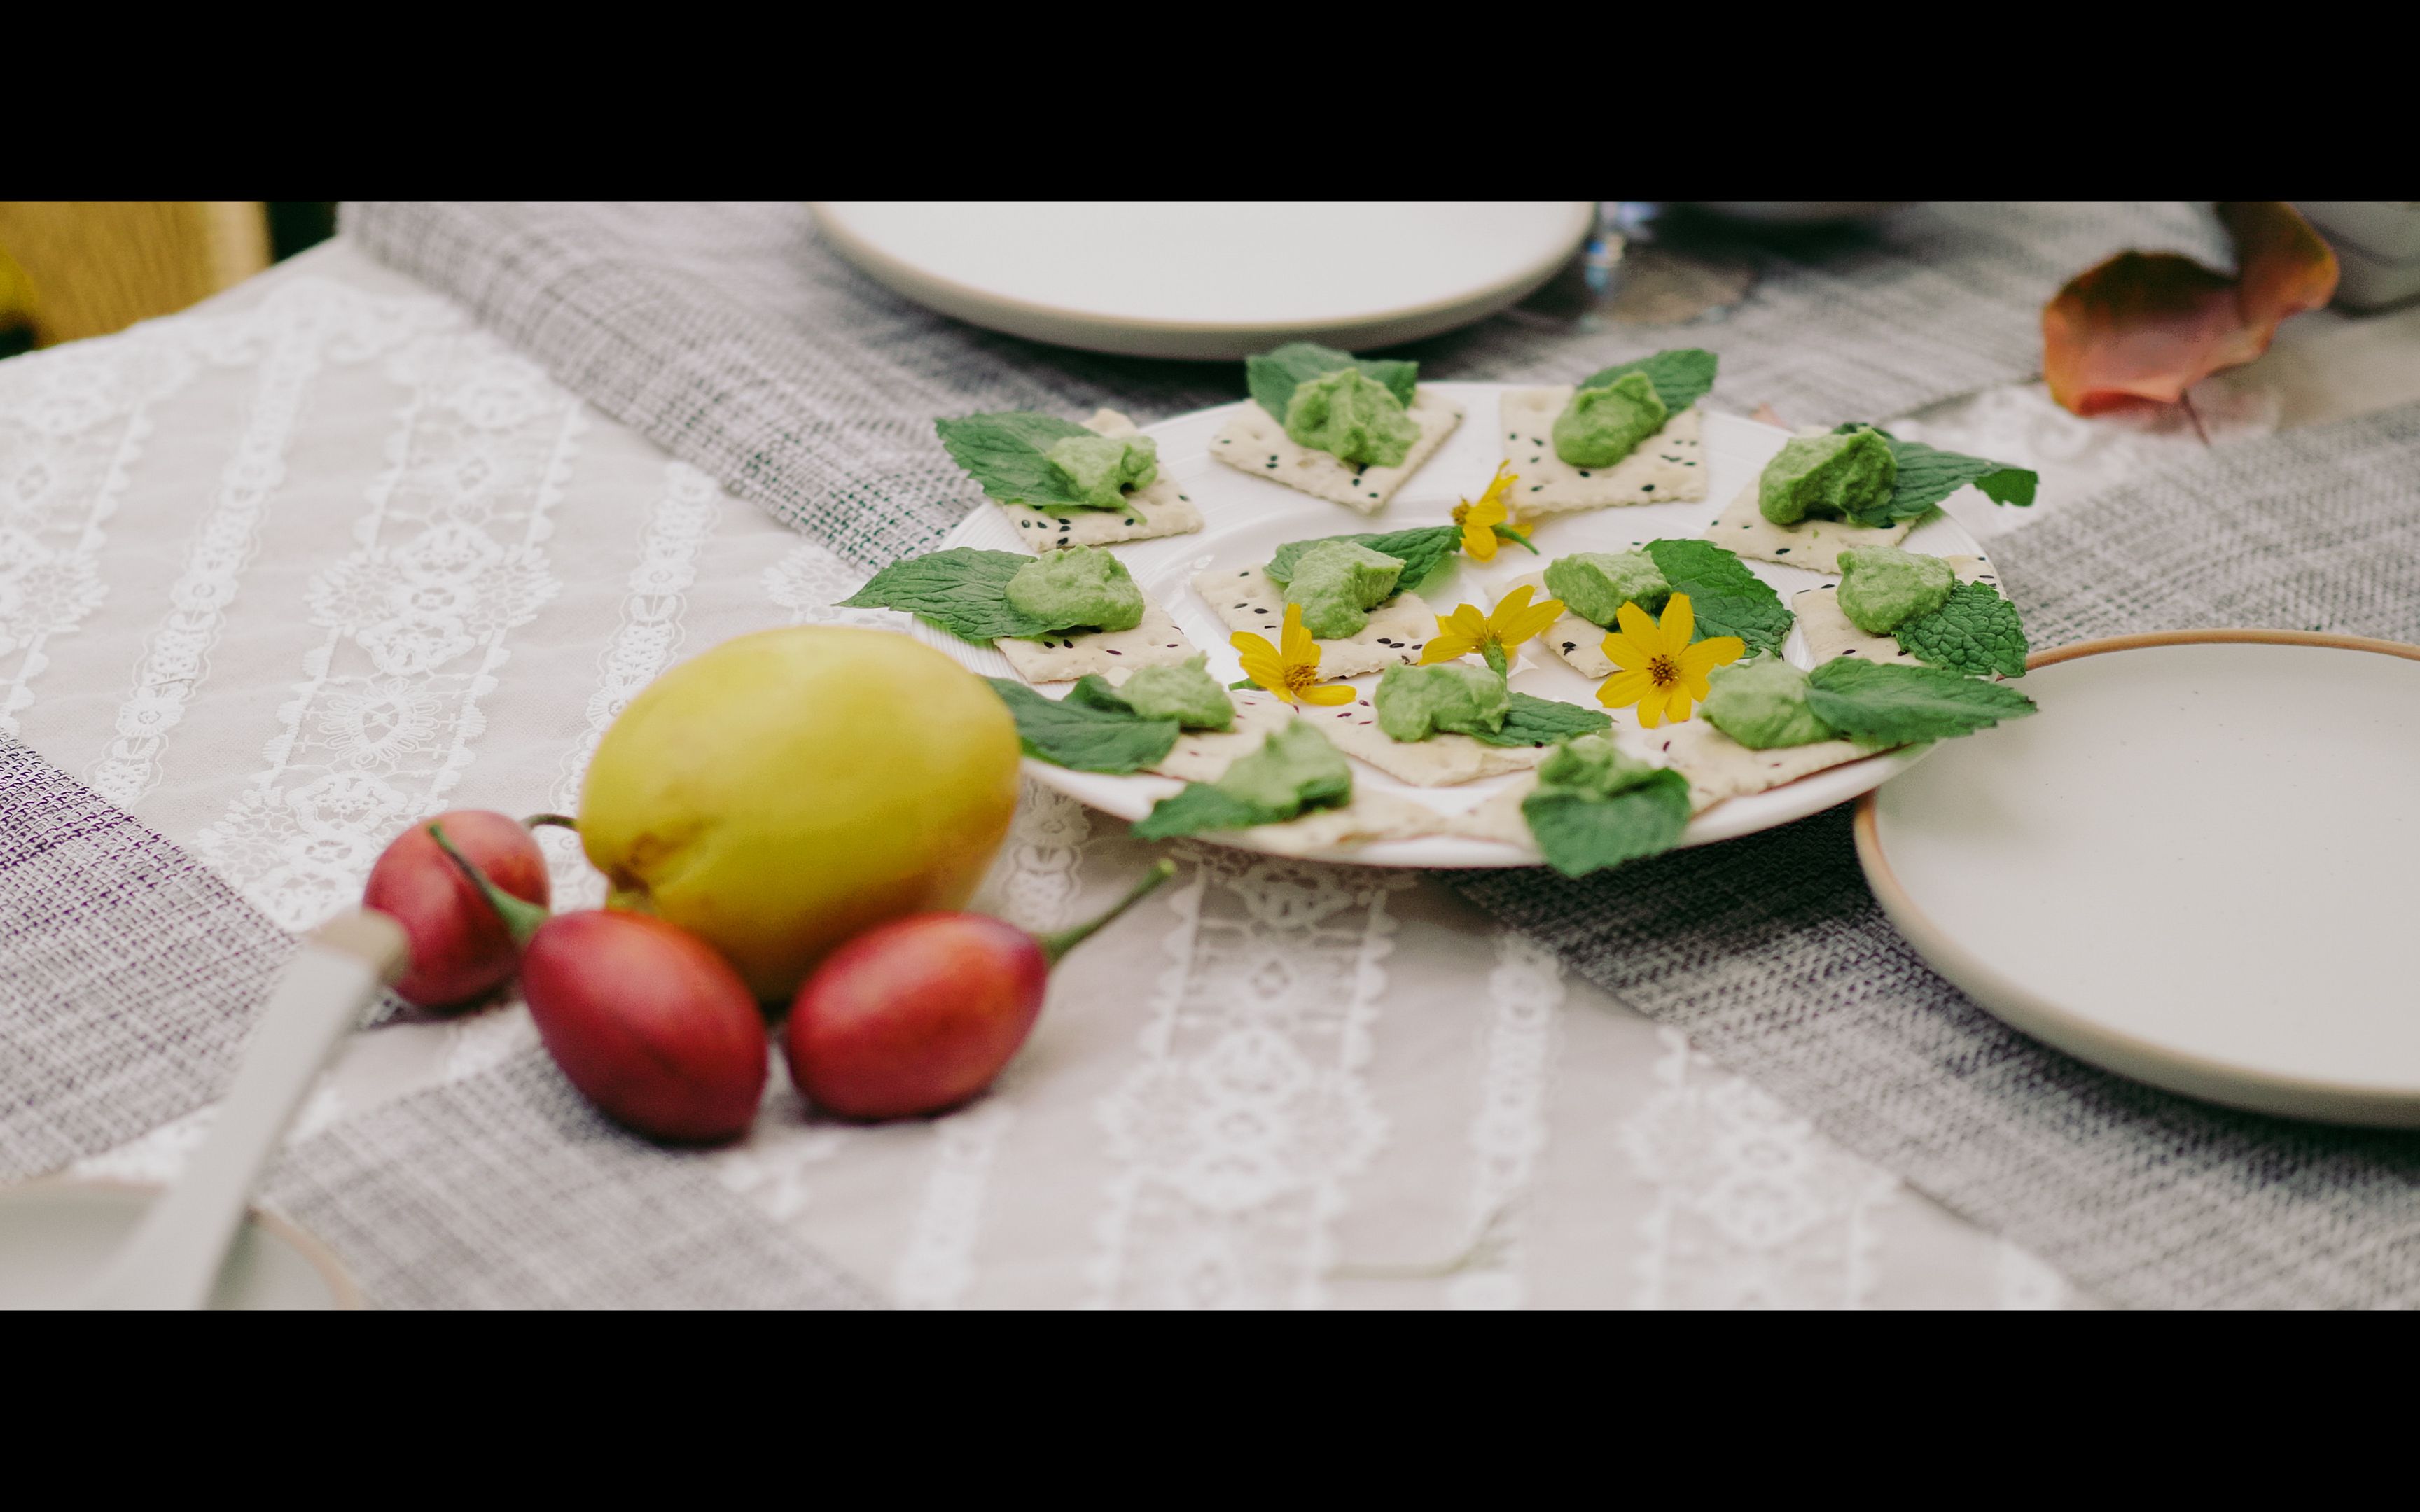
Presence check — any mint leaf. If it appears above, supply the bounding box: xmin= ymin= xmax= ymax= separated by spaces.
xmin=1466 ymin=693 xmax=1613 ymax=748
xmin=1643 ymin=539 xmax=1793 ymax=655
xmin=1803 ymin=658 xmax=2038 ymax=744
xmin=1893 ymin=582 xmax=2030 ymax=678
xmin=840 ymin=548 xmax=1096 ymax=643
xmin=1132 ymin=783 xmax=1284 ymax=840
xmin=936 ymin=412 xmax=1098 ymax=510
xmin=1578 ymin=348 xmax=1718 ymax=412
xmin=1832 ymin=425 xmax=2038 ymax=526
xmin=1064 ymin=676 xmax=1135 ymax=715
xmin=986 ymin=678 xmax=1178 ymax=774
xmin=1521 ymin=769 xmax=1692 ymax=878
xmin=1246 ymin=342 xmax=1419 ymax=423
xmin=1265 ymin=525 xmax=1461 ymax=598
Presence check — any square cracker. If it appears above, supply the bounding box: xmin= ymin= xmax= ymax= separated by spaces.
xmin=1496 ymin=391 xmax=1707 ymax=515
xmin=996 ymin=408 xmax=1204 ymax=552
xmin=1622 ymin=719 xmax=1882 ymax=813
xmin=1300 ymin=696 xmax=1553 ymax=787
xmin=995 ymin=598 xmax=1199 ymax=684
xmin=1233 ymin=789 xmax=1449 ymax=856
xmin=1502 ymin=570 xmax=1617 ymax=680
xmin=1207 ymin=388 xmax=1463 ymax=514
xmin=1149 ymin=690 xmax=1296 ymax=783
xmin=1189 ymin=564 xmax=1435 ymax=678
xmin=1790 ymin=554 xmax=1998 ymax=666
xmin=1703 ymin=482 xmax=1924 ymax=573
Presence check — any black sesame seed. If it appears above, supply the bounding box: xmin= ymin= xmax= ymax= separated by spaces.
xmin=1562 ymin=641 xmax=1576 ymax=652
xmin=1255 ymin=608 xmax=1269 ymax=615
xmin=1641 ymin=484 xmax=1653 ymax=492
xmin=1774 ymin=547 xmax=1788 ymax=554
xmin=1123 ymin=518 xmax=1134 ymax=526
xmin=1578 ymin=470 xmax=1591 ymax=478
xmin=1106 ymin=648 xmax=1122 ymax=655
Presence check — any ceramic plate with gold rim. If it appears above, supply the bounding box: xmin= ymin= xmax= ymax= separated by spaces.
xmin=1858 ymin=631 xmax=2420 ymax=1126
xmin=913 ymin=385 xmax=1994 ymax=868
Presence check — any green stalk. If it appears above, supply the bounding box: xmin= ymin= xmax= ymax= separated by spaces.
xmin=522 ymin=813 xmax=579 ymax=833
xmin=1035 ymin=858 xmax=1176 ymax=967
xmin=1492 ymin=523 xmax=1539 ymax=556
xmin=429 ymin=822 xmax=550 ymax=948
xmin=1483 ymin=643 xmax=1510 ymax=678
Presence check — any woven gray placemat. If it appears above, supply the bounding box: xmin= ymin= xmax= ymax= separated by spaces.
xmin=0 ymin=735 xmax=299 ymax=1181
xmin=341 ymin=200 xmax=2216 ymax=570
xmin=263 ymin=1050 xmax=880 ymax=1310
xmin=1455 ymin=405 xmax=2420 ymax=1309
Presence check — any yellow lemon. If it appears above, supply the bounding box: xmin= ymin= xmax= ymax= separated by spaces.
xmin=579 ymin=626 xmax=1021 ymax=1002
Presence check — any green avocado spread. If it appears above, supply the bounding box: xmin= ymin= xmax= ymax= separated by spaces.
xmin=1834 ymin=546 xmax=1955 ymax=634
xmin=1215 ymin=720 xmax=1351 ymax=814
xmin=1543 ymin=550 xmax=1671 ymax=628
xmin=1281 ymin=540 xmax=1405 ymax=640
xmin=1552 ymin=371 xmax=1668 ymax=468
xmin=1116 ymin=655 xmax=1232 ymax=731
xmin=1284 ymin=368 xmax=1421 ymax=470
xmin=1045 ymin=432 xmax=1159 ymax=510
xmin=1373 ymin=662 xmax=1511 ymax=743
xmin=1702 ymin=657 xmax=1836 ymax=750
xmin=1003 ymin=544 xmax=1145 ymax=634
xmin=1758 ymin=426 xmax=1897 ymax=526
xmin=1534 ymin=733 xmax=1659 ymax=798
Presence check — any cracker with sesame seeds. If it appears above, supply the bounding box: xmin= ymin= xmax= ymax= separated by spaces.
xmin=1300 ymin=697 xmax=1555 ymax=786
xmin=1230 ymin=789 xmax=1453 ymax=856
xmin=1622 ymin=718 xmax=1884 ymax=811
xmin=1790 ymin=554 xmax=1996 ymax=666
xmin=1207 ymin=389 xmax=1463 ymax=514
xmin=994 ymin=408 xmax=1205 ymax=552
xmin=1702 ymin=481 xmax=1924 ymax=573
xmin=1146 ymin=689 xmax=1297 ymax=783
xmin=1188 ymin=564 xmax=1436 ymax=678
xmin=1496 ymin=391 xmax=1706 ymax=516
xmin=994 ymin=598 xmax=1201 ymax=684
xmin=1501 ymin=570 xmax=1618 ymax=680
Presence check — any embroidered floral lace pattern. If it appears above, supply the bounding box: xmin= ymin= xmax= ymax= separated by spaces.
xmin=190 ymin=327 xmax=582 ymax=930
xmin=1446 ymin=932 xmax=1565 ymax=1310
xmin=1087 ymin=850 xmax=1407 ymax=1309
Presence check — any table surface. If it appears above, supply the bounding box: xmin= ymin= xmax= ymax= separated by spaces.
xmin=10 ymin=239 xmax=2416 ymax=1309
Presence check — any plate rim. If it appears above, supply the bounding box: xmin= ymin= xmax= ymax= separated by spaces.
xmin=0 ymin=1176 xmax=366 ymax=1310
xmin=808 ymin=201 xmax=1594 ymax=354
xmin=1854 ymin=627 xmax=2420 ymax=1126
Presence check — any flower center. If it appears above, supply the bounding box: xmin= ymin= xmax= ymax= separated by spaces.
xmin=1648 ymin=654 xmax=1680 ymax=685
xmin=1450 ymin=503 xmax=1470 ymax=526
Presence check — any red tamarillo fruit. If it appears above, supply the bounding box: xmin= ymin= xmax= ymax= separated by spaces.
xmin=362 ymin=810 xmax=550 ymax=1009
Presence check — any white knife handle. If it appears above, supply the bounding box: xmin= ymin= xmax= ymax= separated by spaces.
xmin=80 ymin=909 xmax=406 ymax=1310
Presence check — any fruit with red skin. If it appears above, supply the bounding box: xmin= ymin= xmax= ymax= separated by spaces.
xmin=362 ymin=811 xmax=550 ymax=1009
xmin=786 ymin=860 xmax=1174 ymax=1120
xmin=520 ymin=910 xmax=769 ymax=1144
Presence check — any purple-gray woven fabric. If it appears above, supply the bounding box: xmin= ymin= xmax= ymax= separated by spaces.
xmin=1455 ymin=405 xmax=2420 ymax=1309
xmin=340 ymin=200 xmax=2219 ymax=570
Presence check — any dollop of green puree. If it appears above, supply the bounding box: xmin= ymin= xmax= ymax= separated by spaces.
xmin=1045 ymin=433 xmax=1158 ymax=510
xmin=1758 ymin=427 xmax=1896 ymax=525
xmin=1118 ymin=655 xmax=1232 ymax=731
xmin=1536 ymin=733 xmax=1658 ymax=797
xmin=1835 ymin=546 xmax=1954 ymax=634
xmin=1003 ymin=545 xmax=1144 ymax=634
xmin=1218 ymin=720 xmax=1351 ymax=812
xmin=1543 ymin=550 xmax=1670 ymax=627
xmin=1375 ymin=662 xmax=1509 ymax=742
xmin=1552 ymin=371 xmax=1667 ymax=468
xmin=1284 ymin=368 xmax=1420 ymax=469
xmin=1281 ymin=540 xmax=1405 ymax=639
xmin=1703 ymin=657 xmax=1833 ymax=749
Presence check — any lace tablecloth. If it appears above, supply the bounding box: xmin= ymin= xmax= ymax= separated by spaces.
xmin=11 ymin=239 xmax=2414 ymax=1308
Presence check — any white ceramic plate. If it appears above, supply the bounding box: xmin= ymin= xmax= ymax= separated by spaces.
xmin=914 ymin=384 xmax=1991 ymax=867
xmin=1858 ymin=631 xmax=2420 ymax=1126
xmin=809 ymin=203 xmax=1595 ymax=360
xmin=0 ymin=1179 xmax=362 ymax=1310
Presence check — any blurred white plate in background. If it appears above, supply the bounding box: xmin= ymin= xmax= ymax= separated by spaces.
xmin=809 ymin=202 xmax=1595 ymax=360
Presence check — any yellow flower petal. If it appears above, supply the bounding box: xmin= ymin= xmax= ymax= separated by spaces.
xmin=1298 ymin=682 xmax=1356 ymax=706
xmin=1662 ymin=689 xmax=1695 ymax=724
xmin=1419 ymin=637 xmax=1473 ymax=666
xmin=1601 ymin=631 xmax=1651 ymax=671
xmin=1445 ymin=604 xmax=1491 ymax=640
xmin=1678 ymin=636 xmax=1747 ymax=675
xmin=1661 ymin=592 xmax=1695 ymax=650
xmin=1280 ymin=603 xmax=1317 ymax=664
xmin=1681 ymin=671 xmax=1715 ymax=703
xmin=1496 ymin=598 xmax=1564 ymax=648
xmin=1598 ymin=669 xmax=1654 ymax=709
xmin=1614 ymin=598 xmax=1662 ymax=647
xmin=1462 ymin=522 xmax=1499 ymax=562
xmin=1231 ymin=631 xmax=1278 ymax=662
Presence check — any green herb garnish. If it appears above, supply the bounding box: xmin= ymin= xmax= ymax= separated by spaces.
xmin=1246 ymin=342 xmax=1417 ymax=424
xmin=1642 ymin=539 xmax=1794 ymax=656
xmin=1892 ymin=582 xmax=2030 ymax=679
xmin=987 ymin=677 xmax=1178 ymax=774
xmin=1830 ymin=425 xmax=2038 ymax=527
xmin=1463 ymin=694 xmax=1613 ymax=748
xmin=1576 ymin=348 xmax=1719 ymax=414
xmin=1265 ymin=525 xmax=1462 ymax=598
xmin=1801 ymin=658 xmax=2038 ymax=744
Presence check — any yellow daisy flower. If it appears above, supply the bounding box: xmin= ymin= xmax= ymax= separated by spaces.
xmin=1233 ymin=602 xmax=1356 ymax=706
xmin=1450 ymin=461 xmax=1534 ymax=562
xmin=1596 ymin=592 xmax=1746 ymax=727
xmin=1419 ymin=584 xmax=1566 ymax=675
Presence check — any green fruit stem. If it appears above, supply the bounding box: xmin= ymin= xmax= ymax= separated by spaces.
xmin=429 ymin=821 xmax=550 ymax=948
xmin=522 ymin=813 xmax=579 ymax=833
xmin=1483 ymin=643 xmax=1510 ymax=678
xmin=1036 ymin=858 xmax=1176 ymax=967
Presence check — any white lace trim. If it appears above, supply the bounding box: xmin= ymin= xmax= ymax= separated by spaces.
xmin=893 ymin=1102 xmax=1018 ymax=1310
xmin=189 ymin=327 xmax=581 ymax=930
xmin=1445 ymin=931 xmax=1565 ymax=1310
xmin=1086 ymin=852 xmax=1405 ymax=1309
